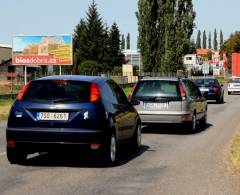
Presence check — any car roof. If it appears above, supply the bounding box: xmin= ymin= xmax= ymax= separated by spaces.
xmin=36 ymin=75 xmax=108 ymax=84
xmin=195 ymin=78 xmax=217 ymax=81
xmin=140 ymin=77 xmax=180 ymax=82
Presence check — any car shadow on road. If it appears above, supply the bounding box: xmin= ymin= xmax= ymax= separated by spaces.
xmin=141 ymin=123 xmax=212 ymax=135
xmin=207 ymin=101 xmax=225 ymax=105
xmin=22 ymin=145 xmax=150 ymax=168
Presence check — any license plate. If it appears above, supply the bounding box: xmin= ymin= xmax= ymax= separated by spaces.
xmin=144 ymin=102 xmax=169 ymax=110
xmin=36 ymin=112 xmax=69 ymax=121
xmin=200 ymin=88 xmax=209 ymax=92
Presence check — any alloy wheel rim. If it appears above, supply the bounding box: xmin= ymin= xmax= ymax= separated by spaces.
xmin=110 ymin=135 xmax=116 ymax=162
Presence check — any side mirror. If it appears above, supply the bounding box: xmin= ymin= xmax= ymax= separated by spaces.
xmin=130 ymin=99 xmax=140 ymax=106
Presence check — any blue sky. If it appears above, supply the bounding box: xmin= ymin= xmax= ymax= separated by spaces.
xmin=1 ymin=0 xmax=240 ymax=49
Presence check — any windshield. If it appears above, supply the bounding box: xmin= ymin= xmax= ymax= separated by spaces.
xmin=229 ymin=78 xmax=240 ymax=83
xmin=22 ymin=80 xmax=91 ymax=103
xmin=195 ymin=79 xmax=219 ymax=86
xmin=132 ymin=80 xmax=181 ymax=99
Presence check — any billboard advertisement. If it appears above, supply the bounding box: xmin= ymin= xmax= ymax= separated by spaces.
xmin=12 ymin=35 xmax=72 ymax=65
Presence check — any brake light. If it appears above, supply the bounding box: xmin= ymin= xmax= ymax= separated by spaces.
xmin=52 ymin=80 xmax=69 ymax=85
xmin=179 ymin=83 xmax=186 ymax=98
xmin=90 ymin=83 xmax=100 ymax=102
xmin=7 ymin=139 xmax=16 ymax=148
xmin=16 ymin=81 xmax=32 ymax=101
xmin=213 ymin=87 xmax=220 ymax=93
xmin=128 ymin=83 xmax=137 ymax=100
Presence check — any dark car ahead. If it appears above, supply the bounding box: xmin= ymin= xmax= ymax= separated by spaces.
xmin=6 ymin=76 xmax=141 ymax=165
xmin=195 ymin=78 xmax=224 ymax=103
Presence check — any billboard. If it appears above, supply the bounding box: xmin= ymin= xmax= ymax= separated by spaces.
xmin=12 ymin=35 xmax=72 ymax=65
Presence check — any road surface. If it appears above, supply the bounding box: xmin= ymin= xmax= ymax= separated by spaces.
xmin=0 ymin=93 xmax=240 ymax=195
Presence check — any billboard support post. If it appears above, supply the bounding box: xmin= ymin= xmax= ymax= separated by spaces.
xmin=59 ymin=65 xmax=62 ymax=75
xmin=24 ymin=66 xmax=27 ymax=85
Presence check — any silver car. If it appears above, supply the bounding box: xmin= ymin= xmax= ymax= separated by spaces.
xmin=130 ymin=77 xmax=207 ymax=131
xmin=228 ymin=77 xmax=240 ymax=95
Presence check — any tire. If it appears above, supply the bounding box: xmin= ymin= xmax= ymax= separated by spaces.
xmin=131 ymin=123 xmax=142 ymax=151
xmin=228 ymin=91 xmax=231 ymax=95
xmin=104 ymin=133 xmax=118 ymax=165
xmin=7 ymin=148 xmax=27 ymax=164
xmin=200 ymin=110 xmax=207 ymax=128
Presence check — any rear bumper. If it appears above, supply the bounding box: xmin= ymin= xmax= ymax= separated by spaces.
xmin=228 ymin=88 xmax=240 ymax=92
xmin=203 ymin=93 xmax=219 ymax=100
xmin=6 ymin=127 xmax=109 ymax=151
xmin=138 ymin=111 xmax=192 ymax=124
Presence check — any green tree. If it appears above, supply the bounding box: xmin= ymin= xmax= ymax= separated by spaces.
xmin=202 ymin=30 xmax=207 ymax=49
xmin=121 ymin=34 xmax=125 ymax=50
xmin=108 ymin=22 xmax=122 ymax=67
xmin=208 ymin=31 xmax=212 ymax=49
xmin=137 ymin=0 xmax=195 ymax=72
xmin=196 ymin=30 xmax=201 ymax=49
xmin=73 ymin=19 xmax=87 ymax=72
xmin=214 ymin=28 xmax=218 ymax=50
xmin=220 ymin=30 xmax=224 ymax=48
xmin=78 ymin=60 xmax=100 ymax=74
xmin=189 ymin=39 xmax=196 ymax=53
xmin=136 ymin=0 xmax=159 ymax=72
xmin=174 ymin=0 xmax=196 ymax=70
xmin=220 ymin=31 xmax=240 ymax=68
xmin=73 ymin=0 xmax=123 ymax=73
xmin=126 ymin=32 xmax=130 ymax=49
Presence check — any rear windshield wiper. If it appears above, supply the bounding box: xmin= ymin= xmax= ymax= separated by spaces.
xmin=52 ymin=98 xmax=74 ymax=103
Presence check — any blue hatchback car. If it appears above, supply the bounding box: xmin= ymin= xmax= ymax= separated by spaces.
xmin=6 ymin=75 xmax=141 ymax=165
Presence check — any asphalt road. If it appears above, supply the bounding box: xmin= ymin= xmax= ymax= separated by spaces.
xmin=0 ymin=93 xmax=240 ymax=195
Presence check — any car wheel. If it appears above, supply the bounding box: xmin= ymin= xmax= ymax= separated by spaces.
xmin=7 ymin=148 xmax=27 ymax=164
xmin=132 ymin=123 xmax=142 ymax=150
xmin=104 ymin=133 xmax=118 ymax=165
xmin=228 ymin=91 xmax=231 ymax=95
xmin=200 ymin=110 xmax=207 ymax=127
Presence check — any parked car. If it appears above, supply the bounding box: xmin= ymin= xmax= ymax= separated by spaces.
xmin=129 ymin=77 xmax=207 ymax=131
xmin=227 ymin=77 xmax=240 ymax=95
xmin=6 ymin=75 xmax=141 ymax=165
xmin=195 ymin=78 xmax=224 ymax=103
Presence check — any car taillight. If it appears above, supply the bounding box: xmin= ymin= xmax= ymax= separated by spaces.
xmin=90 ymin=83 xmax=100 ymax=102
xmin=213 ymin=87 xmax=220 ymax=93
xmin=7 ymin=139 xmax=16 ymax=148
xmin=52 ymin=80 xmax=69 ymax=85
xmin=16 ymin=81 xmax=32 ymax=101
xmin=179 ymin=83 xmax=186 ymax=98
xmin=128 ymin=83 xmax=137 ymax=100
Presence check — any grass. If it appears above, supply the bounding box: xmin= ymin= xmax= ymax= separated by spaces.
xmin=123 ymin=87 xmax=132 ymax=97
xmin=229 ymin=132 xmax=240 ymax=172
xmin=0 ymin=99 xmax=14 ymax=121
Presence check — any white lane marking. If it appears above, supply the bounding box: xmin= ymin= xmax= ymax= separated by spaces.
xmin=0 ymin=152 xmax=6 ymax=156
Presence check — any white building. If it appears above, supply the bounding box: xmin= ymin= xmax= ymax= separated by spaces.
xmin=183 ymin=54 xmax=203 ymax=71
xmin=122 ymin=49 xmax=142 ymax=69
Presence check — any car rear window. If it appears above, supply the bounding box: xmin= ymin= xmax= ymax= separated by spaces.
xmin=132 ymin=80 xmax=181 ymax=98
xmin=230 ymin=78 xmax=240 ymax=83
xmin=22 ymin=80 xmax=91 ymax=103
xmin=195 ymin=79 xmax=218 ymax=86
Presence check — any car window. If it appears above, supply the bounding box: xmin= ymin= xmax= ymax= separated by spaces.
xmin=132 ymin=80 xmax=181 ymax=98
xmin=230 ymin=78 xmax=240 ymax=83
xmin=183 ymin=80 xmax=201 ymax=97
xmin=195 ymin=79 xmax=219 ymax=87
xmin=101 ymin=82 xmax=117 ymax=104
xmin=108 ymin=80 xmax=128 ymax=104
xmin=23 ymin=80 xmax=91 ymax=103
